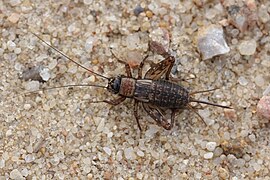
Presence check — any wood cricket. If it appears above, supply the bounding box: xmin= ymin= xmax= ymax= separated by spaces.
xmin=31 ymin=33 xmax=232 ymax=131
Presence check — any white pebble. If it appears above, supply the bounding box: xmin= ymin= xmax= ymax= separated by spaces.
xmin=10 ymin=169 xmax=23 ymax=179
xmin=6 ymin=129 xmax=12 ymax=137
xmin=238 ymin=40 xmax=257 ymax=56
xmin=83 ymin=0 xmax=93 ymax=5
xmin=124 ymin=147 xmax=136 ymax=160
xmin=238 ymin=76 xmax=248 ymax=86
xmin=85 ymin=36 xmax=95 ymax=52
xmin=254 ymin=75 xmax=265 ymax=87
xmin=204 ymin=152 xmax=214 ymax=159
xmin=126 ymin=33 xmax=140 ymax=50
xmin=0 ymin=159 xmax=5 ymax=168
xmin=145 ymin=125 xmax=159 ymax=138
xmin=197 ymin=24 xmax=230 ymax=60
xmin=9 ymin=0 xmax=21 ymax=6
xmin=137 ymin=150 xmax=144 ymax=157
xmin=7 ymin=40 xmax=16 ymax=51
xmin=206 ymin=142 xmax=217 ymax=151
xmin=24 ymin=103 xmax=31 ymax=110
xmin=96 ymin=118 xmax=105 ymax=132
xmin=103 ymin=147 xmax=112 ymax=156
xmin=25 ymin=154 xmax=35 ymax=163
xmin=39 ymin=68 xmax=51 ymax=81
xmin=263 ymin=85 xmax=270 ymax=96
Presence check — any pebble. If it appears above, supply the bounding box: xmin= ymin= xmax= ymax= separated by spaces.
xmin=196 ymin=24 xmax=230 ymax=60
xmin=7 ymin=13 xmax=20 ymax=23
xmin=263 ymin=85 xmax=270 ymax=96
xmin=24 ymin=81 xmax=40 ymax=91
xmin=10 ymin=169 xmax=23 ymax=179
xmin=257 ymin=96 xmax=270 ymax=120
xmin=204 ymin=152 xmax=214 ymax=159
xmin=145 ymin=125 xmax=159 ymax=138
xmin=7 ymin=40 xmax=16 ymax=51
xmin=25 ymin=154 xmax=35 ymax=163
xmin=39 ymin=67 xmax=51 ymax=81
xmin=85 ymin=36 xmax=95 ymax=53
xmin=124 ymin=147 xmax=136 ymax=160
xmin=103 ymin=147 xmax=112 ymax=156
xmin=83 ymin=0 xmax=92 ymax=5
xmin=254 ymin=75 xmax=265 ymax=87
xmin=206 ymin=142 xmax=217 ymax=151
xmin=134 ymin=5 xmax=144 ymax=16
xmin=9 ymin=0 xmax=21 ymax=6
xmin=238 ymin=40 xmax=257 ymax=56
xmin=238 ymin=76 xmax=248 ymax=86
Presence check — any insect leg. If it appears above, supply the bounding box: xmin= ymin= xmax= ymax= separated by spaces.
xmin=144 ymin=56 xmax=175 ymax=80
xmin=138 ymin=54 xmax=149 ymax=79
xmin=110 ymin=50 xmax=132 ymax=77
xmin=187 ymin=104 xmax=207 ymax=125
xmin=142 ymin=103 xmax=174 ymax=130
xmin=134 ymin=100 xmax=142 ymax=131
xmin=90 ymin=96 xmax=126 ymax=105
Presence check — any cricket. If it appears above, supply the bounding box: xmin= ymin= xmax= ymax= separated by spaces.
xmin=30 ymin=33 xmax=232 ymax=131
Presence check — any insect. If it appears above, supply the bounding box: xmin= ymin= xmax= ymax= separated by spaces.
xmin=31 ymin=33 xmax=232 ymax=131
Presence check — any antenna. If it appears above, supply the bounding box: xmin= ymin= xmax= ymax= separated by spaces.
xmin=31 ymin=32 xmax=109 ymax=80
xmin=25 ymin=84 xmax=107 ymax=95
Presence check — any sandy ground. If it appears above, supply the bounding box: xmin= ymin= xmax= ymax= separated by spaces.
xmin=1 ymin=0 xmax=270 ymax=179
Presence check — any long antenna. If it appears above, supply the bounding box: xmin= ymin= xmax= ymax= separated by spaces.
xmin=31 ymin=32 xmax=109 ymax=80
xmin=25 ymin=84 xmax=107 ymax=95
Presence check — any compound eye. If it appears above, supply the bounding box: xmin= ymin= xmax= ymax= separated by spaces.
xmin=113 ymin=78 xmax=121 ymax=92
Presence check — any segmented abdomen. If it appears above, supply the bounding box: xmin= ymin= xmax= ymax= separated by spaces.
xmin=134 ymin=79 xmax=189 ymax=108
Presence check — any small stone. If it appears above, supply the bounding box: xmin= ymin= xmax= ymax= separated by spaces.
xmin=126 ymin=33 xmax=140 ymax=50
xmin=258 ymin=6 xmax=270 ymax=23
xmin=263 ymin=85 xmax=270 ymax=96
xmin=24 ymin=104 xmax=31 ymax=110
xmin=25 ymin=154 xmax=35 ymax=163
xmin=254 ymin=75 xmax=264 ymax=87
xmin=83 ymin=0 xmax=92 ymax=5
xmin=196 ymin=24 xmax=230 ymax=60
xmin=238 ymin=76 xmax=248 ymax=86
xmin=134 ymin=5 xmax=144 ymax=16
xmin=238 ymin=39 xmax=257 ymax=56
xmin=124 ymin=147 xmax=136 ymax=160
xmin=85 ymin=36 xmax=95 ymax=53
xmin=0 ymin=159 xmax=5 ymax=168
xmin=7 ymin=40 xmax=16 ymax=51
xmin=10 ymin=169 xmax=23 ymax=179
xmin=206 ymin=142 xmax=217 ymax=151
xmin=145 ymin=125 xmax=159 ymax=138
xmin=146 ymin=10 xmax=153 ymax=18
xmin=204 ymin=152 xmax=214 ymax=159
xmin=257 ymin=96 xmax=270 ymax=120
xmin=9 ymin=0 xmax=21 ymax=6
xmin=7 ymin=13 xmax=20 ymax=23
xmin=6 ymin=129 xmax=12 ymax=136
xmin=137 ymin=150 xmax=144 ymax=157
xmin=103 ymin=147 xmax=111 ymax=156
xmin=96 ymin=118 xmax=105 ymax=132
xmin=24 ymin=81 xmax=40 ymax=91
xmin=224 ymin=109 xmax=237 ymax=121
xmin=39 ymin=67 xmax=51 ymax=81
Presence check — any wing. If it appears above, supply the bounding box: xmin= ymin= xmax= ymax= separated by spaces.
xmin=144 ymin=56 xmax=175 ymax=80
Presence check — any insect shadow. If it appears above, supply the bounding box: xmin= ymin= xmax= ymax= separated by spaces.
xmin=30 ymin=33 xmax=232 ymax=131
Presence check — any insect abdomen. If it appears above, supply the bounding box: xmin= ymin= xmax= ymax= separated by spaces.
xmin=134 ymin=80 xmax=189 ymax=108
